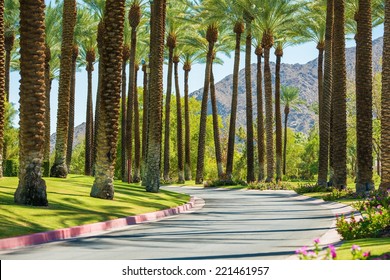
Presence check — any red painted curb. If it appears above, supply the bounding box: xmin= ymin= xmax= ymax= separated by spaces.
xmin=0 ymin=196 xmax=196 ymax=251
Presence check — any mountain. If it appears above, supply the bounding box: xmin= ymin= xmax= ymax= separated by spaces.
xmin=50 ymin=122 xmax=86 ymax=153
xmin=190 ymin=37 xmax=384 ymax=134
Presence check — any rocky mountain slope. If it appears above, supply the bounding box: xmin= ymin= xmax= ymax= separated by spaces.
xmin=190 ymin=37 xmax=383 ymax=134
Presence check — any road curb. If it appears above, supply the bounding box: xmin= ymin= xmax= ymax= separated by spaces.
xmin=0 ymin=196 xmax=197 ymax=251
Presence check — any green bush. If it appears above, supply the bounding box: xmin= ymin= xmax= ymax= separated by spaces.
xmin=4 ymin=160 xmax=18 ymax=177
xmin=247 ymin=181 xmax=293 ymax=191
xmin=295 ymin=183 xmax=332 ymax=194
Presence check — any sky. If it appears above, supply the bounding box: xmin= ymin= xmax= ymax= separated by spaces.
xmin=7 ymin=2 xmax=385 ymax=134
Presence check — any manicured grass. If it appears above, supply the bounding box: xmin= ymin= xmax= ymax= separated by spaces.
xmin=336 ymin=238 xmax=390 ymax=260
xmin=0 ymin=175 xmax=190 ymax=239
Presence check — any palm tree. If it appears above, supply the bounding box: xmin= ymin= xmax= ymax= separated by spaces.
xmin=173 ymin=52 xmax=185 ymax=183
xmin=90 ymin=0 xmax=125 ymax=199
xmin=332 ymin=0 xmax=347 ymax=189
xmin=125 ymin=0 xmax=142 ymax=183
xmin=0 ymin=0 xmax=5 ymax=177
xmin=181 ymin=48 xmax=201 ymax=181
xmin=14 ymin=0 xmax=48 ymax=206
xmin=202 ymin=0 xmax=244 ymax=180
xmin=253 ymin=38 xmax=264 ymax=181
xmin=281 ymin=85 xmax=301 ymax=176
xmin=355 ymin=0 xmax=374 ymax=193
xmin=381 ymin=0 xmax=390 ymax=190
xmin=145 ymin=0 xmax=167 ymax=192
xmin=78 ymin=8 xmax=98 ymax=176
xmin=254 ymin=0 xmax=298 ymax=182
xmin=195 ymin=23 xmax=218 ymax=184
xmin=50 ymin=0 xmax=77 ymax=178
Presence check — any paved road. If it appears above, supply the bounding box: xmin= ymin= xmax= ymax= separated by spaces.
xmin=1 ymin=187 xmax=340 ymax=260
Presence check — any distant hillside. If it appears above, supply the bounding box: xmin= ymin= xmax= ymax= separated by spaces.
xmin=190 ymin=37 xmax=383 ymax=134
xmin=50 ymin=122 xmax=86 ymax=153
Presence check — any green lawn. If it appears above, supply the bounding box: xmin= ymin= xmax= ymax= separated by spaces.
xmin=0 ymin=175 xmax=190 ymax=239
xmin=336 ymin=238 xmax=390 ymax=260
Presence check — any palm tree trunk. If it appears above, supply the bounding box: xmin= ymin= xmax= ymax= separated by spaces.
xmin=133 ymin=65 xmax=141 ymax=182
xmin=141 ymin=64 xmax=149 ymax=181
xmin=275 ymin=50 xmax=283 ymax=182
xmin=210 ymin=62 xmax=223 ymax=179
xmin=163 ymin=45 xmax=174 ymax=181
xmin=256 ymin=46 xmax=264 ymax=181
xmin=0 ymin=0 xmax=5 ymax=178
xmin=43 ymin=44 xmax=51 ymax=177
xmin=283 ymin=106 xmax=289 ymax=175
xmin=332 ymin=0 xmax=347 ymax=189
xmin=66 ymin=45 xmax=78 ymax=170
xmin=245 ymin=17 xmax=255 ymax=183
xmin=85 ymin=57 xmax=94 ymax=176
xmin=195 ymin=24 xmax=217 ymax=184
xmin=263 ymin=36 xmax=274 ymax=182
xmin=355 ymin=0 xmax=374 ymax=193
xmin=318 ymin=16 xmax=330 ymax=187
xmin=14 ymin=0 xmax=48 ymax=206
xmin=174 ymin=57 xmax=185 ymax=183
xmin=121 ymin=46 xmax=129 ymax=181
xmin=50 ymin=0 xmax=76 ymax=178
xmin=226 ymin=22 xmax=244 ymax=180
xmin=145 ymin=0 xmax=167 ymax=192
xmin=184 ymin=66 xmax=192 ymax=181
xmin=4 ymin=33 xmax=14 ymax=102
xmin=380 ymin=0 xmax=390 ymax=190
xmin=90 ymin=0 xmax=125 ymax=199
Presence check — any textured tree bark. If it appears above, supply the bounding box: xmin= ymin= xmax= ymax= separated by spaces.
xmin=121 ymin=46 xmax=129 ymax=181
xmin=195 ymin=24 xmax=217 ymax=184
xmin=43 ymin=44 xmax=51 ymax=177
xmin=50 ymin=0 xmax=76 ymax=178
xmin=210 ymin=63 xmax=223 ymax=179
xmin=332 ymin=0 xmax=347 ymax=189
xmin=355 ymin=0 xmax=374 ymax=193
xmin=245 ymin=16 xmax=255 ymax=183
xmin=85 ymin=50 xmax=95 ymax=176
xmin=226 ymin=22 xmax=244 ymax=180
xmin=174 ymin=56 xmax=185 ymax=183
xmin=14 ymin=0 xmax=48 ymax=206
xmin=275 ymin=49 xmax=283 ymax=182
xmin=283 ymin=106 xmax=289 ymax=176
xmin=4 ymin=32 xmax=13 ymax=102
xmin=263 ymin=32 xmax=274 ymax=182
xmin=145 ymin=0 xmax=167 ymax=192
xmin=255 ymin=46 xmax=264 ymax=181
xmin=133 ymin=66 xmax=141 ymax=183
xmin=380 ymin=0 xmax=390 ymax=190
xmin=0 ymin=0 xmax=5 ymax=177
xmin=66 ymin=45 xmax=78 ymax=170
xmin=141 ymin=64 xmax=149 ymax=183
xmin=90 ymin=0 xmax=125 ymax=199
xmin=183 ymin=66 xmax=192 ymax=181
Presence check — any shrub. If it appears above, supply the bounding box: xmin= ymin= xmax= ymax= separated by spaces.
xmin=4 ymin=159 xmax=18 ymax=177
xmin=322 ymin=188 xmax=355 ymax=201
xmin=294 ymin=183 xmax=332 ymax=194
xmin=247 ymin=181 xmax=293 ymax=191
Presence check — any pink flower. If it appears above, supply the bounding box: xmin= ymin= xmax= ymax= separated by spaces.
xmin=328 ymin=245 xmax=337 ymax=259
xmin=377 ymin=205 xmax=382 ymax=209
xmin=351 ymin=245 xmax=361 ymax=251
xmin=296 ymin=246 xmax=308 ymax=255
xmin=314 ymin=238 xmax=320 ymax=244
xmin=363 ymin=251 xmax=371 ymax=258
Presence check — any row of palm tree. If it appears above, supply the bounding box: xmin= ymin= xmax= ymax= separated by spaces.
xmin=0 ymin=0 xmax=389 ymax=206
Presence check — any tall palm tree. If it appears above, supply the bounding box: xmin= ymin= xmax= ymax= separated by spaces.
xmin=381 ymin=0 xmax=390 ymax=190
xmin=173 ymin=52 xmax=185 ymax=183
xmin=90 ymin=0 xmax=125 ymax=199
xmin=50 ymin=0 xmax=77 ymax=178
xmin=332 ymin=0 xmax=347 ymax=189
xmin=0 ymin=0 xmax=5 ymax=177
xmin=126 ymin=0 xmax=142 ymax=183
xmin=355 ymin=0 xmax=374 ymax=193
xmin=14 ymin=0 xmax=48 ymax=206
xmin=254 ymin=0 xmax=298 ymax=182
xmin=181 ymin=48 xmax=201 ymax=181
xmin=281 ymin=85 xmax=301 ymax=176
xmin=253 ymin=38 xmax=264 ymax=181
xmin=145 ymin=0 xmax=167 ymax=192
xmin=195 ymin=23 xmax=218 ymax=184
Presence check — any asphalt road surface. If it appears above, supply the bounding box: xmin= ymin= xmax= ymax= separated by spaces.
xmin=1 ymin=186 xmax=338 ymax=260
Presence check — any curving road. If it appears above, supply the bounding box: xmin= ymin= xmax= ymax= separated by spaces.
xmin=0 ymin=186 xmax=349 ymax=260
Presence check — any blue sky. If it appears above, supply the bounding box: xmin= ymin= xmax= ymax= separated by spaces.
xmin=8 ymin=2 xmax=385 ymax=134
